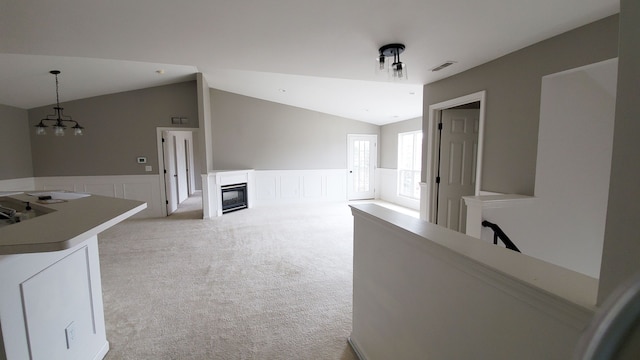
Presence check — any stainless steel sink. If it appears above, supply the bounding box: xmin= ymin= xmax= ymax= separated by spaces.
xmin=0 ymin=197 xmax=55 ymax=227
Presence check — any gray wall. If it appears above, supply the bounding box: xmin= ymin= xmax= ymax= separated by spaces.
xmin=599 ymin=0 xmax=640 ymax=303
xmin=0 ymin=104 xmax=33 ymax=180
xmin=210 ymin=89 xmax=379 ymax=170
xmin=28 ymin=81 xmax=198 ymax=177
xmin=422 ymin=15 xmax=619 ymax=195
xmin=380 ymin=117 xmax=422 ymax=169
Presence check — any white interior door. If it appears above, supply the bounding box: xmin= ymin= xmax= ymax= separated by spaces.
xmin=162 ymin=131 xmax=178 ymax=215
xmin=435 ymin=109 xmax=479 ymax=232
xmin=348 ymin=134 xmax=377 ymax=200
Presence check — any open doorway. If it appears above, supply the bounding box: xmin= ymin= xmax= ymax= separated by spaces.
xmin=157 ymin=128 xmax=198 ymax=216
xmin=423 ymin=91 xmax=486 ymax=232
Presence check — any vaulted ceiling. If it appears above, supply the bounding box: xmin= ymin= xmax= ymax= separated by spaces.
xmin=0 ymin=0 xmax=619 ymax=125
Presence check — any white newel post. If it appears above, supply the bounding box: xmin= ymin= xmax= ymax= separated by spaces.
xmin=463 ymin=196 xmax=483 ymax=238
xmin=462 ymin=194 xmax=537 ymax=240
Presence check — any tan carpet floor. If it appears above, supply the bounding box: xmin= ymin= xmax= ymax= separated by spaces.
xmin=98 ymin=194 xmax=358 ymax=360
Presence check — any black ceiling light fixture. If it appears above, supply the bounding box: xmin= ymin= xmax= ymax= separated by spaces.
xmin=35 ymin=70 xmax=84 ymax=136
xmin=377 ymin=43 xmax=407 ymax=80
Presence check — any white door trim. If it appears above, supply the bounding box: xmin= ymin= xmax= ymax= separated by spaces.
xmin=163 ymin=131 xmax=179 ymax=215
xmin=156 ymin=127 xmax=198 ymax=217
xmin=424 ymin=91 xmax=486 ymax=222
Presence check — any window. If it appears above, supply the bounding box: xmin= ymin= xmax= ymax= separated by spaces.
xmin=398 ymin=131 xmax=422 ymax=199
xmin=352 ymin=139 xmax=371 ymax=192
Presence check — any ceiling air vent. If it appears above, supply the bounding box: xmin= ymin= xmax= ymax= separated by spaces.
xmin=431 ymin=61 xmax=456 ymax=72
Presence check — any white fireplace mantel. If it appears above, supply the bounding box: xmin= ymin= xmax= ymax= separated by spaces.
xmin=201 ymin=170 xmax=255 ymax=218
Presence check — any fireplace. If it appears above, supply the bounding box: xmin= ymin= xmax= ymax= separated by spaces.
xmin=203 ymin=169 xmax=254 ymax=218
xmin=221 ymin=183 xmax=248 ymax=213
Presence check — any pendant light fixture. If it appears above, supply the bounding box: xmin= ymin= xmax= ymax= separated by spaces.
xmin=377 ymin=43 xmax=408 ymax=80
xmin=35 ymin=70 xmax=84 ymax=136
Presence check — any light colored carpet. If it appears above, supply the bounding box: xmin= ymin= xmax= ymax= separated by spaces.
xmin=98 ymin=194 xmax=358 ymax=360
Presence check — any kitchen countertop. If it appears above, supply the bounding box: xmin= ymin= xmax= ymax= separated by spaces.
xmin=0 ymin=192 xmax=146 ymax=255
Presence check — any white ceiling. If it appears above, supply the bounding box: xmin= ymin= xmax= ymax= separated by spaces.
xmin=0 ymin=0 xmax=618 ymax=125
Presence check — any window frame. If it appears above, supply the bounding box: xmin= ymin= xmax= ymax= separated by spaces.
xmin=397 ymin=130 xmax=422 ymax=200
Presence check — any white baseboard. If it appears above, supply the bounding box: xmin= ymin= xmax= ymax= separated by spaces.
xmin=92 ymin=341 xmax=110 ymax=360
xmin=347 ymin=336 xmax=367 ymax=360
xmin=33 ymin=175 xmax=163 ymax=218
xmin=254 ymin=169 xmax=347 ymax=207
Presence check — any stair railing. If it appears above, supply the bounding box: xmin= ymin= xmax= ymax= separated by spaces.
xmin=481 ymin=220 xmax=521 ymax=253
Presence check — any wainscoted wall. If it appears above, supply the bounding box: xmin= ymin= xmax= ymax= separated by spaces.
xmin=0 ymin=177 xmax=36 ymax=192
xmin=254 ymin=169 xmax=347 ymax=207
xmin=6 ymin=170 xmax=350 ymax=220
xmin=3 ymin=169 xmax=419 ymax=220
xmin=376 ymin=168 xmax=420 ymax=210
xmin=32 ymin=175 xmax=163 ymax=218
